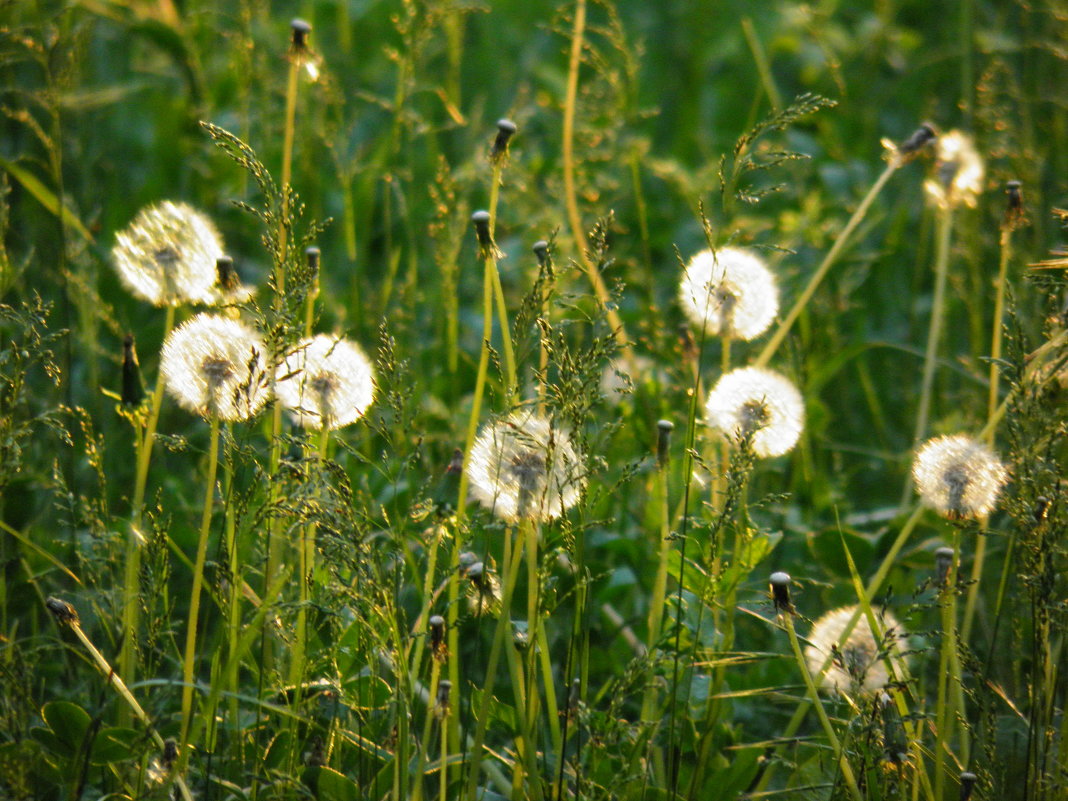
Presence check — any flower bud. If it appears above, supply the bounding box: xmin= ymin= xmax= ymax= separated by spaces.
xmin=959 ymin=771 xmax=978 ymax=801
xmin=770 ymin=572 xmax=793 ymax=614
xmin=491 ymin=118 xmax=517 ymax=160
xmin=290 ymin=18 xmax=312 ymax=49
xmin=533 ymin=239 xmax=550 ymax=267
xmin=656 ymin=419 xmax=674 ymax=468
xmin=935 ymin=546 xmax=956 ymax=587
xmin=46 ymin=596 xmax=79 ymax=625
xmin=898 ymin=122 xmax=938 ymax=156
xmin=429 ymin=614 xmax=447 ymax=660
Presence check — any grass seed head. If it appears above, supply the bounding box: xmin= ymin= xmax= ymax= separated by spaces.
xmin=705 ymin=367 xmax=804 ymax=457
xmin=160 ymin=313 xmax=270 ymax=421
xmin=275 ymin=334 xmax=376 ymax=430
xmin=111 ymin=201 xmax=225 ymax=306
xmin=805 ymin=605 xmax=906 ymax=696
xmin=912 ymin=434 xmax=1008 ymax=519
xmin=679 ymin=247 xmax=779 ymax=341
xmin=467 ymin=410 xmax=586 ymax=522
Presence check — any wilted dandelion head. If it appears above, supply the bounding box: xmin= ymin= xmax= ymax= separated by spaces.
xmin=805 ymin=605 xmax=906 ymax=696
xmin=912 ymin=434 xmax=1008 ymax=519
xmin=679 ymin=247 xmax=779 ymax=341
xmin=111 ymin=201 xmax=225 ymax=306
xmin=705 ymin=367 xmax=804 ymax=457
xmin=924 ymin=130 xmax=984 ymax=210
xmin=467 ymin=411 xmax=585 ymax=522
xmin=275 ymin=334 xmax=375 ymax=430
xmin=160 ymin=313 xmax=269 ymax=421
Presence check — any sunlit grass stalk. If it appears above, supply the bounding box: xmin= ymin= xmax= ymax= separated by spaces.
xmin=782 ymin=611 xmax=865 ymax=801
xmin=910 ymin=206 xmax=955 ymax=453
xmin=179 ymin=411 xmax=221 ymax=752
xmin=562 ymin=0 xmax=632 ymax=361
xmin=755 ymin=159 xmax=900 ymax=369
xmin=121 ymin=303 xmax=176 ymax=685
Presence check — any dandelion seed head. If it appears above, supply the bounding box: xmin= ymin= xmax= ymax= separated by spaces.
xmin=679 ymin=247 xmax=779 ymax=341
xmin=705 ymin=367 xmax=804 ymax=457
xmin=467 ymin=411 xmax=585 ymax=522
xmin=160 ymin=313 xmax=269 ymax=421
xmin=275 ymin=335 xmax=375 ymax=430
xmin=111 ymin=201 xmax=225 ymax=306
xmin=805 ymin=605 xmax=906 ymax=696
xmin=912 ymin=434 xmax=1008 ymax=519
xmin=924 ymin=130 xmax=984 ymax=210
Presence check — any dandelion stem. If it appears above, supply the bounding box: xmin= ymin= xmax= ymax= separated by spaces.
xmin=121 ymin=303 xmax=176 ymax=687
xmin=755 ymin=160 xmax=899 ymax=369
xmin=562 ymin=0 xmax=632 ymax=360
xmin=179 ymin=411 xmax=220 ymax=753
xmin=934 ymin=529 xmax=962 ymax=798
xmin=488 ymin=162 xmax=518 ymax=403
xmin=279 ymin=54 xmax=300 ymax=270
xmin=641 ymin=437 xmax=672 ymax=724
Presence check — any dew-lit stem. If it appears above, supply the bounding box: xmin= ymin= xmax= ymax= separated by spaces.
xmin=783 ymin=612 xmax=865 ymax=801
xmin=179 ymin=411 xmax=220 ymax=752
xmin=121 ymin=303 xmax=176 ymax=686
xmin=755 ymin=160 xmax=900 ymax=369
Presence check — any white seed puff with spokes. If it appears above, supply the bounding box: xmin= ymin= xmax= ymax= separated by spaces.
xmin=912 ymin=434 xmax=1008 ymax=519
xmin=275 ymin=335 xmax=376 ymax=430
xmin=112 ymin=201 xmax=226 ymax=306
xmin=160 ymin=313 xmax=270 ymax=421
xmin=705 ymin=366 xmax=804 ymax=457
xmin=804 ymin=605 xmax=907 ymax=696
xmin=467 ymin=411 xmax=586 ymax=522
xmin=679 ymin=247 xmax=779 ymax=341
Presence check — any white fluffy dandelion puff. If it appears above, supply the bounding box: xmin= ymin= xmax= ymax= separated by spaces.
xmin=924 ymin=130 xmax=984 ymax=210
xmin=912 ymin=434 xmax=1008 ymax=519
xmin=705 ymin=367 xmax=804 ymax=457
xmin=111 ymin=201 xmax=226 ymax=306
xmin=275 ymin=335 xmax=376 ymax=430
xmin=804 ymin=605 xmax=906 ymax=696
xmin=679 ymin=247 xmax=779 ymax=341
xmin=160 ymin=313 xmax=270 ymax=421
xmin=467 ymin=411 xmax=586 ymax=522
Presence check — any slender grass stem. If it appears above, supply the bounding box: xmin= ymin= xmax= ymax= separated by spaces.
xmin=755 ymin=160 xmax=899 ymax=369
xmin=641 ymin=432 xmax=672 ymax=726
xmin=934 ymin=529 xmax=961 ymax=798
xmin=279 ymin=55 xmax=299 ymax=269
xmin=487 ymin=164 xmax=517 ymax=402
xmin=179 ymin=411 xmax=220 ymax=752
xmin=121 ymin=303 xmax=176 ymax=685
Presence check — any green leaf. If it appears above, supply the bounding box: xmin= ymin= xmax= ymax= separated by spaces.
xmin=303 ymin=766 xmax=360 ymax=801
xmin=346 ymin=675 xmax=392 ymax=710
xmin=89 ymin=727 xmax=140 ymax=765
xmin=41 ymin=701 xmax=91 ymax=756
xmin=808 ymin=527 xmax=874 ymax=578
xmin=0 ymin=157 xmax=94 ymax=243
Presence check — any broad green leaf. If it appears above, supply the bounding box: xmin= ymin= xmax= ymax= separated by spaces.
xmin=41 ymin=701 xmax=91 ymax=756
xmin=303 ymin=766 xmax=360 ymax=801
xmin=89 ymin=727 xmax=140 ymax=765
xmin=0 ymin=157 xmax=94 ymax=243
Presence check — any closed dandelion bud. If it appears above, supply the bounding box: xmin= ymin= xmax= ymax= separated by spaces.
xmin=491 ymin=118 xmax=517 ymax=160
xmin=769 ymin=571 xmax=793 ymax=615
xmin=804 ymin=605 xmax=907 ymax=696
xmin=290 ymin=18 xmax=312 ymax=49
xmin=959 ymin=771 xmax=978 ymax=801
xmin=1004 ymin=179 xmax=1024 ymax=229
xmin=679 ymin=247 xmax=779 ymax=341
xmin=924 ymin=130 xmax=984 ymax=210
xmin=705 ymin=367 xmax=804 ymax=458
xmin=912 ymin=434 xmax=1008 ymax=519
xmin=435 ymin=679 xmax=452 ymax=717
xmin=429 ymin=614 xmax=447 ymax=661
xmin=45 ymin=596 xmax=78 ymax=625
xmin=462 ymin=560 xmax=502 ymax=616
xmin=471 ymin=210 xmax=494 ymax=258
xmin=121 ymin=334 xmax=145 ymax=406
xmin=160 ymin=313 xmax=270 ymax=422
xmin=898 ymin=122 xmax=938 ymax=156
xmin=305 ymin=246 xmax=321 ymax=279
xmin=467 ymin=410 xmax=586 ymax=522
xmin=935 ymin=546 xmax=956 ymax=587
xmin=656 ymin=419 xmax=674 ymax=468
xmin=879 ymin=691 xmax=908 ymax=765
xmin=533 ymin=239 xmax=550 ymax=267
xmin=111 ymin=201 xmax=225 ymax=306
xmin=161 ymin=739 xmax=178 ymax=770
xmin=1034 ymin=496 xmax=1051 ymax=524
xmin=275 ymin=334 xmax=376 ymax=430
xmin=213 ymin=256 xmax=253 ymax=305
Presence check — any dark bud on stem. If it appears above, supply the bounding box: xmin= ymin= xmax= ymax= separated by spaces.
xmin=656 ymin=419 xmax=674 ymax=469
xmin=533 ymin=239 xmax=550 ymax=267
xmin=491 ymin=118 xmax=517 ymax=160
xmin=305 ymin=246 xmax=321 ymax=276
xmin=935 ymin=546 xmax=956 ymax=587
xmin=770 ymin=572 xmax=793 ymax=615
xmin=959 ymin=771 xmax=978 ymax=801
xmin=122 ymin=334 xmax=144 ymax=407
xmin=290 ymin=18 xmax=312 ymax=49
xmin=446 ymin=447 xmax=464 ymax=475
xmin=471 ymin=210 xmax=494 ymax=258
xmin=1034 ymin=496 xmax=1051 ymax=524
xmin=161 ymin=739 xmax=179 ymax=770
xmin=429 ymin=614 xmax=447 ymax=659
xmin=898 ymin=122 xmax=938 ymax=156
xmin=436 ymin=679 xmax=452 ymax=710
xmin=46 ymin=596 xmax=79 ymax=625
xmin=1004 ymin=180 xmax=1025 ymax=230
xmin=216 ymin=256 xmax=239 ymax=292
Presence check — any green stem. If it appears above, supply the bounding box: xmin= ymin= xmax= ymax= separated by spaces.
xmin=934 ymin=530 xmax=961 ymax=797
xmin=641 ymin=454 xmax=672 ymax=724
xmin=755 ymin=160 xmax=899 ymax=369
xmin=179 ymin=412 xmax=221 ymax=752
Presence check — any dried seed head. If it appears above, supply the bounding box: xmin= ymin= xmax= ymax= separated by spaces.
xmin=804 ymin=605 xmax=907 ymax=696
xmin=111 ymin=201 xmax=225 ymax=306
xmin=912 ymin=434 xmax=1008 ymax=519
xmin=924 ymin=130 xmax=984 ymax=210
xmin=769 ymin=571 xmax=793 ymax=614
xmin=275 ymin=334 xmax=376 ymax=430
xmin=467 ymin=410 xmax=586 ymax=522
xmin=160 ymin=313 xmax=270 ymax=421
xmin=705 ymin=367 xmax=804 ymax=457
xmin=679 ymin=247 xmax=779 ymax=341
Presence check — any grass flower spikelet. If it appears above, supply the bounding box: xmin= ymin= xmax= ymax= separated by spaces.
xmin=160 ymin=313 xmax=269 ymax=421
xmin=705 ymin=367 xmax=804 ymax=457
xmin=467 ymin=410 xmax=585 ymax=522
xmin=111 ymin=201 xmax=226 ymax=306
xmin=679 ymin=247 xmax=779 ymax=341
xmin=924 ymin=130 xmax=984 ymax=210
xmin=912 ymin=434 xmax=1008 ymax=519
xmin=275 ymin=334 xmax=376 ymax=430
xmin=805 ymin=605 xmax=906 ymax=696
